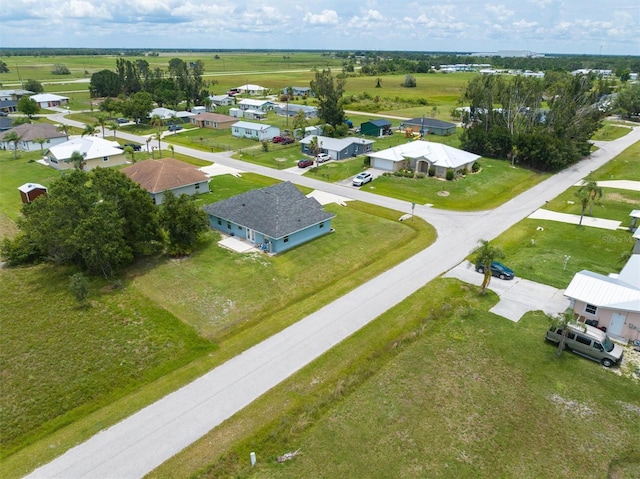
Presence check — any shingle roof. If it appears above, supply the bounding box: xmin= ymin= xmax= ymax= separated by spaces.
xmin=194 ymin=112 xmax=236 ymax=123
xmin=2 ymin=123 xmax=66 ymax=142
xmin=121 ymin=158 xmax=209 ymax=193
xmin=203 ymin=181 xmax=335 ymax=239
xmin=403 ymin=118 xmax=456 ymax=129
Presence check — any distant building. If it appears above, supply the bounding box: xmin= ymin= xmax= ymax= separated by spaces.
xmin=0 ymin=123 xmax=67 ymax=152
xmin=18 ymin=183 xmax=47 ymax=204
xmin=46 ymin=136 xmax=126 ymax=170
xmin=29 ymin=93 xmax=69 ymax=108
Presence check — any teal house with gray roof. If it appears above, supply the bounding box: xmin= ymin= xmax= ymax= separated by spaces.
xmin=203 ymin=182 xmax=335 ymax=254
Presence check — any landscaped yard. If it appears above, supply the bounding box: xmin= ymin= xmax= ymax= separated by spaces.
xmin=362 ymin=158 xmax=549 ymax=210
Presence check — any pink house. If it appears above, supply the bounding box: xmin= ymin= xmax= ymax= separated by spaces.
xmin=564 ymin=253 xmax=640 ymax=343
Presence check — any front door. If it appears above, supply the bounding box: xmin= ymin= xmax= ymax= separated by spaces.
xmin=609 ymin=312 xmax=626 ymax=337
xmin=246 ymin=228 xmax=256 ymax=243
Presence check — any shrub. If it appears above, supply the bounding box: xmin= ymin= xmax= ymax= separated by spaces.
xmin=459 ymin=167 xmax=468 ymax=176
xmin=446 ymin=169 xmax=455 ymax=181
xmin=472 ymin=161 xmax=481 ymax=173
xmin=415 ymin=172 xmax=426 ymax=179
xmin=428 ymin=166 xmax=435 ymax=177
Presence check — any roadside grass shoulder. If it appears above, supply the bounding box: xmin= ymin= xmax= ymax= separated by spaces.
xmin=152 ymin=278 xmax=640 ymax=479
xmin=365 ymin=159 xmax=549 ymax=210
xmin=591 ymin=123 xmax=633 ymax=141
xmin=589 ymin=141 xmax=640 ymax=181
xmin=544 ymin=187 xmax=640 ymax=224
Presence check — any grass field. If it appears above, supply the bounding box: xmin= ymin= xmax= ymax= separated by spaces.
xmin=149 ymin=278 xmax=640 ymax=479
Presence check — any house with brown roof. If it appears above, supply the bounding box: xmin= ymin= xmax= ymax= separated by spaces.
xmin=190 ymin=112 xmax=237 ymax=130
xmin=1 ymin=123 xmax=67 ymax=152
xmin=121 ymin=158 xmax=210 ymax=205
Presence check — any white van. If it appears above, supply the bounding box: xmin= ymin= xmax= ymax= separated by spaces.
xmin=545 ymin=323 xmax=624 ymax=367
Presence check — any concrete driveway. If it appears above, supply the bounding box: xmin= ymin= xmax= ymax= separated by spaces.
xmin=444 ymin=261 xmax=570 ymax=322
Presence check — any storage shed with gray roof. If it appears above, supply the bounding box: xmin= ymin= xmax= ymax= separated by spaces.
xmin=203 ymin=181 xmax=335 ymax=254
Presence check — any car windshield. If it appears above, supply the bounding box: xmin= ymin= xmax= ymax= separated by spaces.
xmin=602 ymin=336 xmax=615 ymax=352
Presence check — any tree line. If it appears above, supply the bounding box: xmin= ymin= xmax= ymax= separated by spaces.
xmin=89 ymin=58 xmax=214 ymax=111
xmin=1 ymin=168 xmax=209 ymax=278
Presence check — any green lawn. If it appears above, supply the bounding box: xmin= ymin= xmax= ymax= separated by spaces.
xmin=151 ymin=278 xmax=640 ymax=479
xmin=591 ymin=123 xmax=633 ymax=141
xmin=545 ymin=187 xmax=640 ymax=224
xmin=589 ymin=141 xmax=640 ymax=181
xmin=364 ymin=159 xmax=549 ymax=210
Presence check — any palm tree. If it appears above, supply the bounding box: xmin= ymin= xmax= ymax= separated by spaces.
xmin=149 ymin=114 xmax=164 ymax=131
xmin=309 ymin=135 xmax=320 ymax=163
xmin=153 ymin=131 xmax=163 ymax=158
xmin=168 ymin=144 xmax=175 ymax=158
xmin=95 ymin=114 xmax=109 ymax=138
xmin=547 ymin=310 xmax=584 ymax=357
xmin=68 ymin=150 xmax=86 ymax=170
xmin=123 ymin=145 xmax=135 ymax=163
xmin=576 ymin=179 xmax=603 ymax=220
xmin=56 ymin=123 xmax=70 ymax=140
xmin=34 ymin=137 xmax=47 ymax=156
xmin=107 ymin=121 xmax=119 ymax=139
xmin=3 ymin=131 xmax=21 ymax=160
xmin=471 ymin=239 xmax=505 ymax=294
xmin=82 ymin=124 xmax=97 ymax=137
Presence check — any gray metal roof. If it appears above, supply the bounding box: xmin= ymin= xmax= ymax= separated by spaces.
xmin=203 ymin=181 xmax=335 ymax=239
xmin=403 ymin=117 xmax=456 ymax=129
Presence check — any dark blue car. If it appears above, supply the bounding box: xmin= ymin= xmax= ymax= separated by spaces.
xmin=475 ymin=261 xmax=515 ymax=280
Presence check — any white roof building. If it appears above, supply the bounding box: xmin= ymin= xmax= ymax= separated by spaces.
xmin=46 ymin=136 xmax=126 ymax=170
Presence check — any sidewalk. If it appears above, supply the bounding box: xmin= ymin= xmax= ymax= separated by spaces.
xmin=528 ymin=209 xmax=622 ymax=230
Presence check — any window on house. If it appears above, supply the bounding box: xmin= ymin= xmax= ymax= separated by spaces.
xmin=217 ymin=218 xmax=222 ymax=225
xmin=319 ymin=222 xmax=324 ymax=228
xmin=227 ymin=221 xmax=231 ymax=229
xmin=284 ymin=236 xmax=289 ymax=243
xmin=585 ymin=304 xmax=598 ymax=315
xmin=103 ymin=156 xmax=108 ymax=162
xmin=195 ymin=184 xmax=200 ymax=190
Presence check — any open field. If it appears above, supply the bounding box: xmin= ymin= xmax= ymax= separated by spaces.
xmin=150 ymin=278 xmax=640 ymax=479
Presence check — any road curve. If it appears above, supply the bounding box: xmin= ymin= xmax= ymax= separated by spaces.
xmin=23 ymin=116 xmax=640 ymax=478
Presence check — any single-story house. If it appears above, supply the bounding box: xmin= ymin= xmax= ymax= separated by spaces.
xmin=368 ymin=141 xmax=479 ymax=177
xmin=203 ymin=181 xmax=335 ymax=254
xmin=191 ymin=106 xmax=207 ymax=115
xmin=149 ymin=107 xmax=177 ymax=121
xmin=237 ymin=99 xmax=274 ymax=112
xmin=121 ymin=158 xmax=210 ymax=205
xmin=18 ymin=183 xmax=47 ymax=204
xmin=0 ymin=123 xmax=67 ymax=152
xmin=209 ymin=94 xmax=235 ymax=107
xmin=0 ymin=99 xmax=18 ymax=114
xmin=190 ymin=112 xmax=237 ymax=130
xmin=231 ymin=121 xmax=280 ymax=141
xmin=629 ymin=209 xmax=640 ymax=233
xmin=0 ymin=89 xmax=34 ymax=102
xmin=30 ymin=93 xmax=69 ymax=108
xmin=274 ymin=103 xmax=318 ymax=119
xmin=399 ymin=118 xmax=457 ymax=136
xmin=46 ymin=136 xmax=126 ymax=170
xmin=564 ymin=254 xmax=640 ymax=343
xmin=282 ymin=86 xmax=313 ymax=97
xmin=243 ymin=110 xmax=267 ymax=121
xmin=360 ymin=119 xmax=392 ymax=137
xmin=294 ymin=125 xmax=323 ymax=139
xmin=235 ymin=84 xmax=268 ymax=96
xmin=299 ymin=135 xmax=375 ymax=160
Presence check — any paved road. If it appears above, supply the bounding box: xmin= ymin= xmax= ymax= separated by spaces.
xmin=24 ymin=117 xmax=640 ymax=478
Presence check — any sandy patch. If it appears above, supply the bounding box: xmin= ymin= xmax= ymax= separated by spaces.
xmin=199 ymin=164 xmax=244 ymax=177
xmin=306 ymin=190 xmax=353 ymax=206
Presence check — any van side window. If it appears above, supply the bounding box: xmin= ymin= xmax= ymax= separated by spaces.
xmin=567 ymin=332 xmax=575 ymax=340
xmin=575 ymin=335 xmax=591 ymax=346
xmin=593 ymin=342 xmax=604 ymax=351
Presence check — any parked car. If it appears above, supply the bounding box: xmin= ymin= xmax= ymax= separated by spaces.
xmin=316 ymin=153 xmax=331 ymax=163
xmin=168 ymin=124 xmax=183 ymax=132
xmin=0 ymin=111 xmax=8 ymax=117
xmin=297 ymin=158 xmax=314 ymax=168
xmin=272 ymin=136 xmax=284 ymax=143
xmin=353 ymin=172 xmax=373 ymax=186
xmin=545 ymin=323 xmax=624 ymax=367
xmin=281 ymin=137 xmax=295 ymax=145
xmin=475 ymin=261 xmax=514 ymax=280
xmin=115 ymin=118 xmax=129 ymax=124
xmin=123 ymin=143 xmax=142 ymax=151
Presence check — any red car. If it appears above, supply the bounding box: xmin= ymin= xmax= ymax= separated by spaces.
xmin=297 ymin=158 xmax=314 ymax=168
xmin=272 ymin=136 xmax=284 ymax=143
xmin=281 ymin=137 xmax=295 ymax=145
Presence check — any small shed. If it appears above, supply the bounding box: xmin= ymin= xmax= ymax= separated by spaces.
xmin=18 ymin=183 xmax=47 ymax=204
xmin=229 ymin=108 xmax=243 ymax=118
xmin=360 ymin=119 xmax=392 ymax=137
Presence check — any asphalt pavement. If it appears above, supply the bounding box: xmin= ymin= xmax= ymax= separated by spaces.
xmin=23 ymin=115 xmax=640 ymax=479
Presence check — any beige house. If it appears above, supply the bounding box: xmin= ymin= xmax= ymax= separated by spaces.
xmin=121 ymin=158 xmax=210 ymax=205
xmin=190 ymin=113 xmax=236 ymax=130
xmin=46 ymin=136 xmax=126 ymax=170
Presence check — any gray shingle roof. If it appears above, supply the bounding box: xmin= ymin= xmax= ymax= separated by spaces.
xmin=403 ymin=118 xmax=456 ymax=129
xmin=203 ymin=181 xmax=335 ymax=239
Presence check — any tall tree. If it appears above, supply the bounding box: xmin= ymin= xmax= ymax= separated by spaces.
xmin=310 ymin=69 xmax=346 ymax=127
xmin=81 ymin=124 xmax=97 ymax=137
xmin=547 ymin=310 xmax=584 ymax=357
xmin=56 ymin=123 xmax=70 ymax=140
xmin=69 ymin=150 xmax=86 ymax=170
xmin=23 ymin=79 xmax=44 ymax=93
xmin=159 ymin=191 xmax=209 ymax=257
xmin=471 ymin=239 xmax=505 ymax=294
xmin=34 ymin=137 xmax=46 ymax=155
xmin=89 ymin=69 xmax=122 ymax=98
xmin=94 ymin=114 xmax=109 ymax=138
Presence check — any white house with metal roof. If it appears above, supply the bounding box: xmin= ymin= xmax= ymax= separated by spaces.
xmin=46 ymin=136 xmax=126 ymax=170
xmin=231 ymin=121 xmax=280 ymax=141
xmin=564 ymin=253 xmax=640 ymax=342
xmin=30 ymin=93 xmax=69 ymax=108
xmin=368 ymin=140 xmax=480 ymax=177
xmin=237 ymin=99 xmax=274 ymax=112
xmin=299 ymin=135 xmax=374 ymax=160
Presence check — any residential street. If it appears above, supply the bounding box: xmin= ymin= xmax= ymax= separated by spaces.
xmin=24 ymin=117 xmax=640 ymax=478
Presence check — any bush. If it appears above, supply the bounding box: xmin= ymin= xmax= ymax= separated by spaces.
xmin=459 ymin=167 xmax=468 ymax=176
xmin=472 ymin=161 xmax=481 ymax=173
xmin=446 ymin=169 xmax=455 ymax=181
xmin=415 ymin=172 xmax=426 ymax=179
xmin=428 ymin=166 xmax=436 ymax=177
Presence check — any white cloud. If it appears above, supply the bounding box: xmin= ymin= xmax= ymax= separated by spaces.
xmin=485 ymin=4 xmax=515 ymax=22
xmin=303 ymin=9 xmax=339 ymax=25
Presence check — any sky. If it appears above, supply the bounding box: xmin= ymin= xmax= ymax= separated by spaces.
xmin=1 ymin=0 xmax=639 ymax=56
